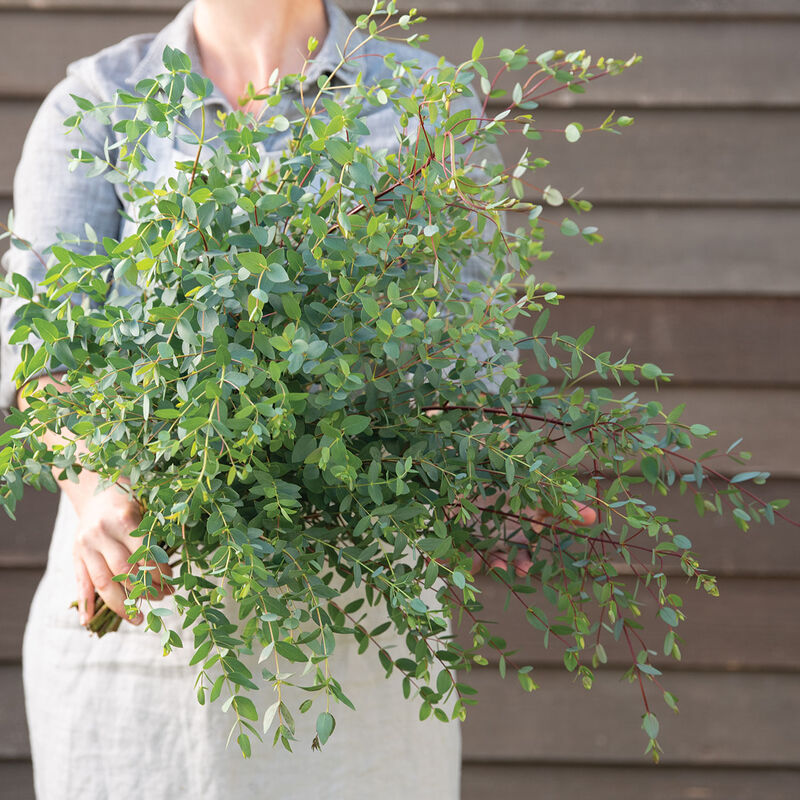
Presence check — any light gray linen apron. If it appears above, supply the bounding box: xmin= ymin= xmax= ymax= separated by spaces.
xmin=22 ymin=492 xmax=461 ymax=799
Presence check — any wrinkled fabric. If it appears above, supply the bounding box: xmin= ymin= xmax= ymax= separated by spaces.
xmin=0 ymin=2 xmax=512 ymax=797
xmin=24 ymin=492 xmax=460 ymax=800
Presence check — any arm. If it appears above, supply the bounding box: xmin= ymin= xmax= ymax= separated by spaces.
xmin=1 ymin=71 xmax=166 ymax=625
xmin=0 ymin=69 xmax=122 ymax=412
xmin=17 ymin=376 xmax=171 ymax=625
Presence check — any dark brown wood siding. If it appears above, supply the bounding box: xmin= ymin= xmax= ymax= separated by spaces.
xmin=1 ymin=2 xmax=798 ymax=797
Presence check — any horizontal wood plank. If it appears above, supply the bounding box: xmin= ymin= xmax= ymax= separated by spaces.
xmin=3 ymin=1 xmax=800 ymax=19
xmin=616 ymin=479 xmax=800 ymax=578
xmin=3 ymin=662 xmax=798 ymax=763
xmin=5 ymin=238 xmax=799 ymax=385
xmin=0 ymin=666 xmax=28 ymax=758
xmin=0 ymin=484 xmax=57 ymax=567
xmin=379 ymin=0 xmax=800 ymax=15
xmin=499 ymin=109 xmax=800 ymax=205
xmin=1 ymin=415 xmax=798 ymax=568
xmin=528 ymin=295 xmax=800 ymax=387
xmin=615 ymin=387 xmax=800 ymax=479
xmin=459 ymin=667 xmax=800 ymax=765
xmin=507 ymin=206 xmax=800 ymax=296
xmin=454 ymin=576 xmax=800 ymax=671
xmin=461 ymin=763 xmax=800 ymax=800
xmin=3 ymin=12 xmax=799 ymax=108
xmin=5 ymin=757 xmax=800 ymax=800
xmin=4 ymin=703 xmax=799 ymax=798
xmin=0 ymin=10 xmax=169 ymax=99
xmin=434 ymin=387 xmax=800 ymax=479
xmin=4 ymin=201 xmax=799 ymax=298
xmin=3 ymin=102 xmax=798 ymax=203
xmin=0 ymin=761 xmax=33 ymax=800
xmin=425 ymin=19 xmax=800 ymax=108
xmin=4 ymin=568 xmax=798 ymax=670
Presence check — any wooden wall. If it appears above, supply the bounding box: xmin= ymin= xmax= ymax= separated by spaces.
xmin=1 ymin=1 xmax=799 ymax=797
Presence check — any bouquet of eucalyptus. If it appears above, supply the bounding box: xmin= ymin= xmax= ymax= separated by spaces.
xmin=0 ymin=2 xmax=790 ymax=761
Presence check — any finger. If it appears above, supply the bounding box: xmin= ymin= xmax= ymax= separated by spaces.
xmin=506 ymin=527 xmax=533 ymax=546
xmin=73 ymin=556 xmax=95 ymax=626
xmin=518 ymin=509 xmax=546 ymax=535
xmin=487 ymin=549 xmax=509 ymax=572
xmin=102 ymin=543 xmax=171 ymax=603
xmin=470 ymin=552 xmax=483 ymax=576
xmin=501 ymin=527 xmax=535 ymax=576
xmin=575 ymin=503 xmax=598 ymax=526
xmin=512 ymin=547 xmax=533 ymax=577
xmin=82 ymin=549 xmax=142 ymax=625
xmin=534 ymin=502 xmax=596 ymax=530
xmin=105 ymin=503 xmax=143 ymax=547
xmin=486 ymin=542 xmax=534 ymax=577
xmin=109 ymin=513 xmax=171 ymax=596
xmin=101 ymin=539 xmax=137 ymax=585
xmin=147 ymin=558 xmax=174 ymax=586
xmin=134 ymin=560 xmax=174 ymax=600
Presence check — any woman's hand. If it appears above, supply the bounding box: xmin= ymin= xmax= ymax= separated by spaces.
xmin=18 ymin=375 xmax=171 ymax=626
xmin=422 ymin=408 xmax=599 ymax=579
xmin=71 ymin=478 xmax=171 ymax=626
xmin=470 ymin=503 xmax=598 ymax=577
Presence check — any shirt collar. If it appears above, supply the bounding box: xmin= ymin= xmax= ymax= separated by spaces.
xmin=126 ymin=0 xmax=363 ymax=102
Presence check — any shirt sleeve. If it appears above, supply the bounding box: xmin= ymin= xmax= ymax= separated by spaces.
xmin=0 ymin=70 xmax=121 ymax=415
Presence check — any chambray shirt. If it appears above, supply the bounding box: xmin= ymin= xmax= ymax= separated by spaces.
xmin=0 ymin=0 xmax=504 ymax=413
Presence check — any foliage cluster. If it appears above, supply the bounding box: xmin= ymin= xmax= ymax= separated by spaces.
xmin=0 ymin=1 xmax=787 ymax=760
